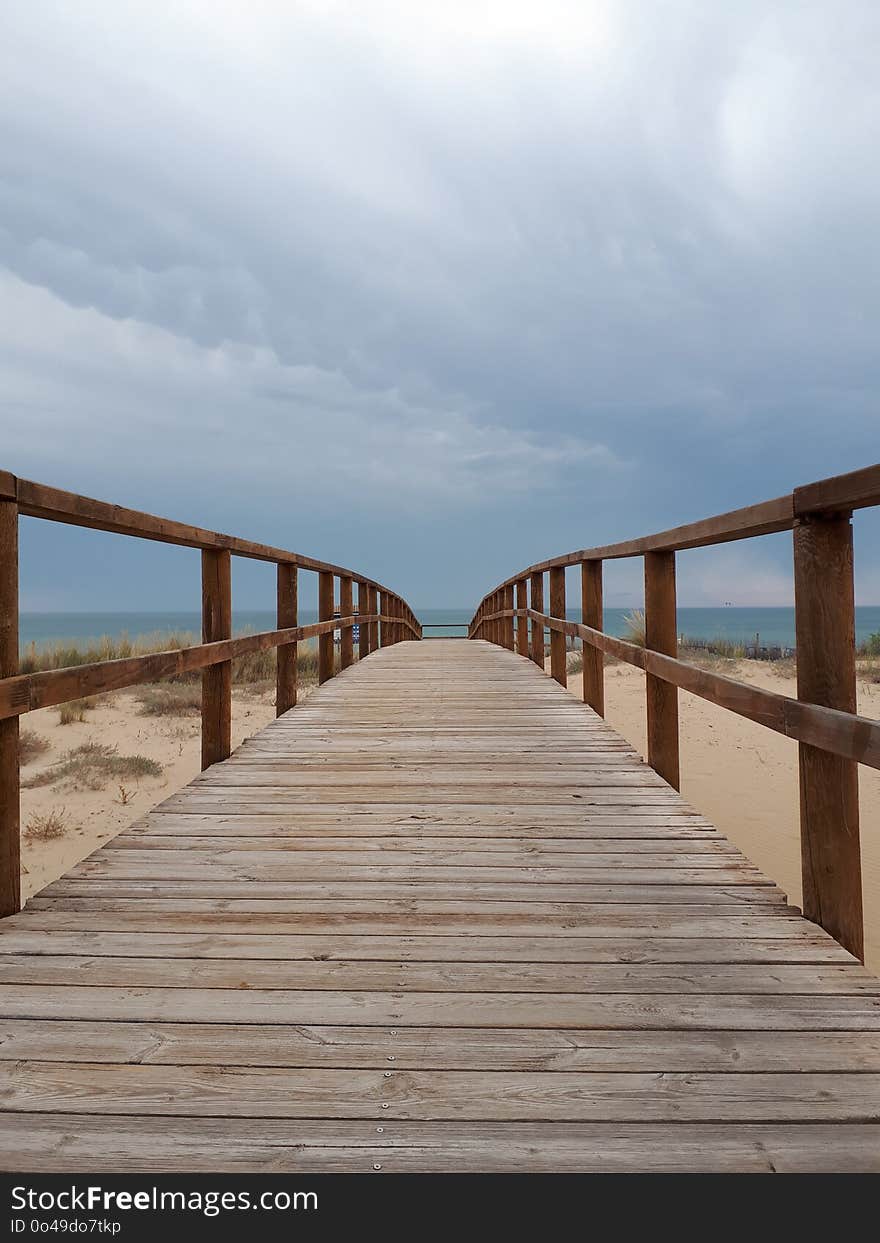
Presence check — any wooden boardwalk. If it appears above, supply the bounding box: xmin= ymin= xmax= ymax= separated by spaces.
xmin=1 ymin=639 xmax=880 ymax=1171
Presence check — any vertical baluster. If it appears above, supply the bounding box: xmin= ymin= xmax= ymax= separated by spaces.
xmin=644 ymin=551 xmax=679 ymax=789
xmin=370 ymin=586 xmax=379 ymax=652
xmin=581 ymin=559 xmax=604 ymax=716
xmin=340 ymin=575 xmax=353 ymax=669
xmin=502 ymin=584 xmax=515 ymax=650
xmin=515 ymin=579 xmax=529 ymax=657
xmin=318 ymin=571 xmax=335 ymax=683
xmin=201 ymin=548 xmax=232 ymax=769
xmin=529 ymin=571 xmax=544 ymax=667
xmin=793 ymin=513 xmax=862 ymax=959
xmin=276 ymin=563 xmax=298 ymax=716
xmin=0 ymin=487 xmax=19 ymax=916
xmin=377 ymin=590 xmax=386 ymax=648
xmin=358 ymin=582 xmax=370 ymax=659
xmin=549 ymin=566 xmax=566 ymax=686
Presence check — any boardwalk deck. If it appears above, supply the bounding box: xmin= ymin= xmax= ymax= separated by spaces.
xmin=1 ymin=639 xmax=880 ymax=1172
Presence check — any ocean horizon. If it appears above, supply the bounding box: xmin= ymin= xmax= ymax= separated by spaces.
xmin=17 ymin=605 xmax=880 ymax=650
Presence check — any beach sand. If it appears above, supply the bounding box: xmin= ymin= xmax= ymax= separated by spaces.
xmin=19 ymin=686 xmax=280 ymax=901
xmin=17 ymin=654 xmax=880 ymax=970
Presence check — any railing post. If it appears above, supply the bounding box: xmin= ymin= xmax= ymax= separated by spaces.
xmin=581 ymin=559 xmax=604 ymax=717
xmin=529 ymin=572 xmax=544 ymax=666
xmin=370 ymin=586 xmax=379 ymax=652
xmin=318 ymin=570 xmax=335 ymax=683
xmin=358 ymin=583 xmax=370 ymax=659
xmin=515 ymin=579 xmax=529 ymax=657
xmin=340 ymin=575 xmax=353 ymax=669
xmin=501 ymin=585 xmax=515 ymax=650
xmin=377 ymin=590 xmax=386 ymax=649
xmin=201 ymin=548 xmax=232 ymax=769
xmin=549 ymin=566 xmax=566 ymax=686
xmin=0 ymin=490 xmax=20 ymax=916
xmin=644 ymin=551 xmax=679 ymax=789
xmin=276 ymin=563 xmax=297 ymax=716
xmin=492 ymin=591 xmax=501 ymax=646
xmin=793 ymin=512 xmax=863 ymax=959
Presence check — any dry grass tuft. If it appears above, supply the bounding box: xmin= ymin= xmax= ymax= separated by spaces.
xmin=137 ymin=685 xmax=203 ymax=717
xmin=20 ymin=728 xmax=50 ymax=765
xmin=58 ymin=698 xmax=95 ymax=725
xmin=622 ymin=609 xmax=646 ymax=647
xmin=23 ymin=741 xmax=163 ymax=791
xmin=24 ymin=808 xmax=69 ymax=842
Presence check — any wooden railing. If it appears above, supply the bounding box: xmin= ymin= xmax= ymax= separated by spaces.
xmin=0 ymin=471 xmax=420 ymax=917
xmin=469 ymin=463 xmax=880 ymax=961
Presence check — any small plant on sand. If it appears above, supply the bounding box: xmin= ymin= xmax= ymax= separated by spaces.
xmin=24 ymin=808 xmax=69 ymax=842
xmin=58 ymin=698 xmax=93 ymax=725
xmin=19 ymin=728 xmax=50 ymax=765
xmin=22 ymin=741 xmax=163 ymax=790
xmin=137 ymin=685 xmax=202 ymax=716
xmin=116 ymin=785 xmax=135 ymax=806
xmin=622 ymin=608 xmax=646 ymax=647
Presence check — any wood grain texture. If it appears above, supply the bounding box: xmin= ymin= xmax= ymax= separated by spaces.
xmin=515 ymin=579 xmax=529 ymax=657
xmin=318 ymin=570 xmax=335 ymax=684
xmin=549 ymin=566 xmax=566 ymax=687
xmin=358 ymin=583 xmax=370 ymax=659
xmin=0 ymin=498 xmax=19 ymax=916
xmin=275 ymin=563 xmax=297 ymax=716
xmin=339 ymin=576 xmax=354 ymax=669
xmin=200 ymin=548 xmax=231 ymax=769
xmin=580 ymin=559 xmax=604 ymax=717
xmin=644 ymin=550 xmax=680 ymax=790
xmin=2 ymin=639 xmax=879 ymax=1173
xmin=794 ymin=514 xmax=863 ymax=960
xmin=529 ymin=572 xmax=544 ymax=665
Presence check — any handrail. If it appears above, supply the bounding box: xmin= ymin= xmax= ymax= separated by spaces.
xmin=0 ymin=470 xmax=421 ymax=917
xmin=469 ymin=462 xmax=880 ymax=962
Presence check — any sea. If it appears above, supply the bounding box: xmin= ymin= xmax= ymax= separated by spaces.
xmin=18 ymin=606 xmax=880 ymax=651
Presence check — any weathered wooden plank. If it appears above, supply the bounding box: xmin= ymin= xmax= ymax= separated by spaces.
xmin=32 ymin=881 xmax=786 ymax=904
xmin=3 ymin=1063 xmax=880 ymax=1121
xmin=2 ymin=1022 xmax=876 ymax=1071
xmin=0 ymin=930 xmax=850 ymax=963
xmin=3 ymin=985 xmax=879 ymax=1029
xmin=3 ymin=1115 xmax=880 ymax=1172
xmin=0 ymin=958 xmax=872 ymax=994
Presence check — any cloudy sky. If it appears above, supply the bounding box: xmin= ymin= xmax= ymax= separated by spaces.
xmin=1 ymin=0 xmax=878 ymax=611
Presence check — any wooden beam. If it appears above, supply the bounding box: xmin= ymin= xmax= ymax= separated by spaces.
xmin=793 ymin=514 xmax=863 ymax=960
xmin=644 ymin=551 xmax=679 ymax=790
xmin=0 ymin=498 xmax=19 ymax=916
xmin=201 ymin=549 xmax=232 ymax=770
xmin=549 ymin=567 xmax=566 ymax=687
xmin=529 ymin=573 xmax=544 ymax=666
xmin=275 ymin=565 xmax=297 ymax=717
xmin=581 ymin=560 xmax=604 ymax=717
xmin=515 ymin=580 xmax=529 ymax=657
xmin=339 ymin=577 xmax=353 ymax=669
xmin=318 ymin=572 xmax=335 ymax=683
